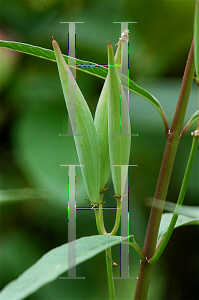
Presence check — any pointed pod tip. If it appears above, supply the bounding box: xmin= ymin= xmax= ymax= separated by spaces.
xmin=52 ymin=36 xmax=58 ymax=44
xmin=107 ymin=41 xmax=114 ymax=63
xmin=108 ymin=41 xmax=113 ymax=54
xmin=52 ymin=36 xmax=59 ymax=49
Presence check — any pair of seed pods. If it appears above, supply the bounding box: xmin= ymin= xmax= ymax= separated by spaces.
xmin=52 ymin=34 xmax=131 ymax=205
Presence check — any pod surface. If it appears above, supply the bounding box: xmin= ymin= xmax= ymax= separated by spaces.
xmin=108 ymin=42 xmax=131 ymax=197
xmin=53 ymin=38 xmax=100 ymax=204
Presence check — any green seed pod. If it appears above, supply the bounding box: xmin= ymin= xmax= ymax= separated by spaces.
xmin=94 ymin=78 xmax=109 ymax=192
xmin=94 ymin=32 xmax=129 ymax=193
xmin=52 ymin=38 xmax=100 ymax=204
xmin=108 ymin=41 xmax=131 ymax=197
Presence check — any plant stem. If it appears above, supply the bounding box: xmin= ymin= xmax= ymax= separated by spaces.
xmin=94 ymin=191 xmax=107 ymax=235
xmin=94 ymin=202 xmax=107 ymax=235
xmin=94 ymin=193 xmax=116 ymax=300
xmin=197 ymin=85 xmax=199 ymax=130
xmin=134 ymin=39 xmax=195 ymax=300
xmin=123 ymin=240 xmax=147 ymax=264
xmin=150 ymin=133 xmax=199 ymax=265
xmin=110 ymin=197 xmax=121 ymax=235
xmin=95 ymin=207 xmax=115 ymax=300
xmin=144 ymin=39 xmax=194 ymax=259
xmin=105 ymin=247 xmax=116 ymax=300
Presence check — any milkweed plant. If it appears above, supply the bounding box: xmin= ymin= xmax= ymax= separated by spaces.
xmin=0 ymin=1 xmax=199 ymax=300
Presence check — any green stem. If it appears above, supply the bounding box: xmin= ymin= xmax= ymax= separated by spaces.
xmin=150 ymin=133 xmax=199 ymax=265
xmin=123 ymin=240 xmax=147 ymax=264
xmin=197 ymin=85 xmax=199 ymax=130
xmin=94 ymin=193 xmax=116 ymax=300
xmin=94 ymin=191 xmax=107 ymax=235
xmin=94 ymin=202 xmax=107 ymax=235
xmin=134 ymin=39 xmax=195 ymax=300
xmin=110 ymin=197 xmax=121 ymax=235
xmin=105 ymin=247 xmax=115 ymax=300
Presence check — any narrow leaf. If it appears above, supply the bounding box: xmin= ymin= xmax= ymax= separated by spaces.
xmin=0 ymin=40 xmax=168 ymax=133
xmin=0 ymin=40 xmax=107 ymax=79
xmin=121 ymin=74 xmax=169 ymax=134
xmin=0 ymin=235 xmax=131 ymax=300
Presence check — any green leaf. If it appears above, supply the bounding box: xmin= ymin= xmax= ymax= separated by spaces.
xmin=0 ymin=235 xmax=132 ymax=300
xmin=0 ymin=40 xmax=168 ymax=133
xmin=158 ymin=213 xmax=199 ymax=240
xmin=0 ymin=40 xmax=107 ymax=78
xmin=194 ymin=0 xmax=199 ymax=80
xmin=122 ymin=75 xmax=169 ymax=134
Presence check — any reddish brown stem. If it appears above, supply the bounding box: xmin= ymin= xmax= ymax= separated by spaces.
xmin=134 ymin=39 xmax=195 ymax=300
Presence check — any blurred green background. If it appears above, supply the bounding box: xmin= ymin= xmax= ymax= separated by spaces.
xmin=0 ymin=1 xmax=198 ymax=299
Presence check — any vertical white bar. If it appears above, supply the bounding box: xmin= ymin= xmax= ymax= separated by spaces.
xmin=68 ymin=22 xmax=76 ymax=136
xmin=120 ymin=165 xmax=129 ymax=278
xmin=68 ymin=165 xmax=76 ymax=278
xmin=113 ymin=164 xmax=137 ymax=280
xmin=59 ymin=164 xmax=85 ymax=279
xmin=59 ymin=22 xmax=84 ymax=136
